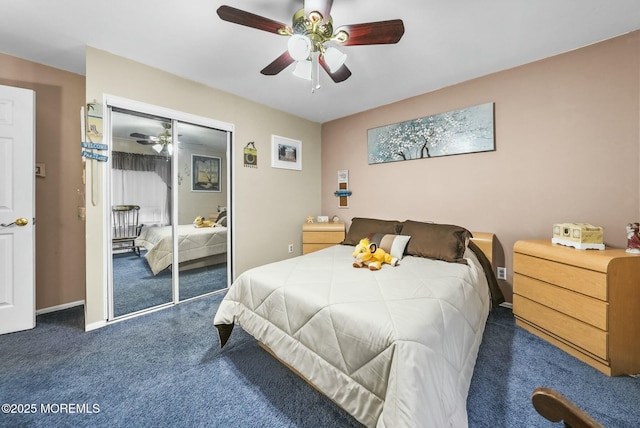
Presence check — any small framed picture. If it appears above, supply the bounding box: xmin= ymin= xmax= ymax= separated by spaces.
xmin=271 ymin=135 xmax=302 ymax=170
xmin=191 ymin=154 xmax=221 ymax=192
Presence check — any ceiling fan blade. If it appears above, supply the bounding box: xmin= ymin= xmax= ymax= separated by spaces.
xmin=261 ymin=51 xmax=295 ymax=75
xmin=217 ymin=5 xmax=288 ymax=34
xmin=335 ymin=19 xmax=405 ymax=46
xmin=319 ymin=58 xmax=351 ymax=83
xmin=304 ymin=0 xmax=333 ymax=23
xmin=136 ymin=140 xmax=155 ymax=145
xmin=130 ymin=132 xmax=150 ymax=139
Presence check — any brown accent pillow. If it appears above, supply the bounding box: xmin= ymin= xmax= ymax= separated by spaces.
xmin=342 ymin=217 xmax=402 ymax=245
xmin=401 ymin=220 xmax=472 ymax=263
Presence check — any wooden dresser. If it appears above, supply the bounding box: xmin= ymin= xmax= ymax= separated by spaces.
xmin=302 ymin=222 xmax=345 ymax=254
xmin=513 ymin=239 xmax=640 ymax=376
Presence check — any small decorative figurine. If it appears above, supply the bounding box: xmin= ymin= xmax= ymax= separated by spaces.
xmin=306 ymin=216 xmax=314 ymax=224
xmin=626 ymin=223 xmax=640 ymax=254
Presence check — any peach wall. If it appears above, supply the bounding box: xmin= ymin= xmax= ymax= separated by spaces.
xmin=321 ymin=31 xmax=640 ymax=302
xmin=0 ymin=53 xmax=86 ymax=310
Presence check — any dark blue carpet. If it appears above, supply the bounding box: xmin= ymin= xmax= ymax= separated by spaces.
xmin=1 ymin=297 xmax=638 ymax=427
xmin=112 ymin=251 xmax=227 ymax=317
xmin=0 ymin=294 xmax=358 ymax=428
xmin=468 ymin=307 xmax=640 ymax=427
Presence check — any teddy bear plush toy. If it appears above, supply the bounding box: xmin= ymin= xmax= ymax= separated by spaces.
xmin=193 ymin=215 xmax=214 ymax=228
xmin=352 ymin=238 xmax=399 ymax=270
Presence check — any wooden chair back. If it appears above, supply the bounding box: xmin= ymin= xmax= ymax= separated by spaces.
xmin=532 ymin=387 xmax=603 ymax=428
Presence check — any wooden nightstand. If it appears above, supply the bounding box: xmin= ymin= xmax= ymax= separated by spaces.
xmin=302 ymin=222 xmax=345 ymax=254
xmin=513 ymin=239 xmax=640 ymax=376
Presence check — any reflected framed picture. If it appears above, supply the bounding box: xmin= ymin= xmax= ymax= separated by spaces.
xmin=192 ymin=154 xmax=221 ymax=192
xmin=271 ymin=135 xmax=302 ymax=170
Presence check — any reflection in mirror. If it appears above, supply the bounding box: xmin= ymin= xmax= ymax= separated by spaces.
xmin=110 ymin=108 xmax=173 ymax=317
xmin=110 ymin=108 xmax=230 ymax=318
xmin=175 ymin=121 xmax=228 ymax=301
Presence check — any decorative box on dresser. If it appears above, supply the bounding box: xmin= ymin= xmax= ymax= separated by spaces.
xmin=302 ymin=222 xmax=345 ymax=254
xmin=513 ymin=239 xmax=640 ymax=376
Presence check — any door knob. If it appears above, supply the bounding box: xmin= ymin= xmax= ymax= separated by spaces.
xmin=1 ymin=218 xmax=28 ymax=227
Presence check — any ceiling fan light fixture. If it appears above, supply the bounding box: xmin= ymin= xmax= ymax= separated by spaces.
xmin=152 ymin=142 xmax=173 ymax=155
xmin=323 ymin=47 xmax=347 ymax=72
xmin=217 ymin=5 xmax=405 ymax=86
xmin=292 ymin=60 xmax=312 ymax=80
xmin=288 ymin=34 xmax=312 ymax=61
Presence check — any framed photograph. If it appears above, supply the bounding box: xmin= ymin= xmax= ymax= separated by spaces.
xmin=191 ymin=154 xmax=221 ymax=192
xmin=271 ymin=135 xmax=302 ymax=170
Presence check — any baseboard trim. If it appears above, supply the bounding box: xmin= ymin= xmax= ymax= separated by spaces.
xmin=85 ymin=320 xmax=108 ymax=332
xmin=499 ymin=302 xmax=513 ymax=309
xmin=36 ymin=300 xmax=84 ymax=315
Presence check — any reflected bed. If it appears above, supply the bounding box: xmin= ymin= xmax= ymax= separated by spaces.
xmin=135 ymin=224 xmax=227 ymax=275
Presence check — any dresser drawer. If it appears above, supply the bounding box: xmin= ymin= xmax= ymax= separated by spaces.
xmin=514 ymin=295 xmax=608 ymax=360
xmin=514 ymin=253 xmax=607 ymax=300
xmin=514 ymin=273 xmax=608 ymax=330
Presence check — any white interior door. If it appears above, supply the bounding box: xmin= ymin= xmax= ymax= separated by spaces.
xmin=0 ymin=84 xmax=35 ymax=335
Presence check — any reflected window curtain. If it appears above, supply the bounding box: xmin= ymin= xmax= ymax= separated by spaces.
xmin=112 ymin=170 xmax=168 ymax=225
xmin=112 ymin=151 xmax=172 ymax=225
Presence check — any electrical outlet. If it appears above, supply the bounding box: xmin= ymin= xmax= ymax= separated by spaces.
xmin=288 ymin=244 xmax=294 ymax=253
xmin=497 ymin=267 xmax=507 ymax=280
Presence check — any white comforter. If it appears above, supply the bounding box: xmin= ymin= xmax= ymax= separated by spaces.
xmin=135 ymin=224 xmax=227 ymax=275
xmin=214 ymin=244 xmax=491 ymax=427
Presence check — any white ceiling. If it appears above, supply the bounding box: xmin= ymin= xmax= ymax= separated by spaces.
xmin=111 ymin=109 xmax=228 ymax=153
xmin=1 ymin=0 xmax=638 ymax=123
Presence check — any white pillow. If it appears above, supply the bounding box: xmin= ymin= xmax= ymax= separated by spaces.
xmin=368 ymin=233 xmax=411 ymax=259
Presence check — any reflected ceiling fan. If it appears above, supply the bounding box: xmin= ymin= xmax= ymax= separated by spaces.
xmin=130 ymin=122 xmax=174 ymax=155
xmin=217 ymin=0 xmax=405 ymax=91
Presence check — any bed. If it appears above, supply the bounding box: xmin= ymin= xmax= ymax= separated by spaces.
xmin=135 ymin=224 xmax=227 ymax=275
xmin=214 ymin=218 xmax=504 ymax=427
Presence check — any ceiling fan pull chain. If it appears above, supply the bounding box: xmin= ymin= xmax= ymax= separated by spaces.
xmin=311 ymin=52 xmax=321 ymax=93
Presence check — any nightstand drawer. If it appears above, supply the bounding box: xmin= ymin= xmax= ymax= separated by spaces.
xmin=302 ymin=222 xmax=345 ymax=255
xmin=514 ymin=273 xmax=608 ymax=330
xmin=514 ymin=252 xmax=607 ymax=301
xmin=303 ymin=231 xmax=345 ymax=244
xmin=302 ymin=243 xmax=336 ymax=254
xmin=514 ymin=295 xmax=608 ymax=360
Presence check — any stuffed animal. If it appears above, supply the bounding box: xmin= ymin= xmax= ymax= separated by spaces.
xmin=193 ymin=215 xmax=214 ymax=228
xmin=352 ymin=238 xmax=399 ymax=271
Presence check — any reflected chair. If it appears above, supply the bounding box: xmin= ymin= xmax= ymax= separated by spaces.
xmin=531 ymin=387 xmax=603 ymax=428
xmin=112 ymin=205 xmax=143 ymax=255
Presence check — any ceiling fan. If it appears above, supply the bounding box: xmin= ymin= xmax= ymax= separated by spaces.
xmin=130 ymin=122 xmax=174 ymax=155
xmin=216 ymin=0 xmax=405 ymax=90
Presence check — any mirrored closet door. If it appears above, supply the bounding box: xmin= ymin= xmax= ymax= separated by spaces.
xmin=109 ymin=106 xmax=230 ymax=319
xmin=175 ymin=120 xmax=228 ymax=301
